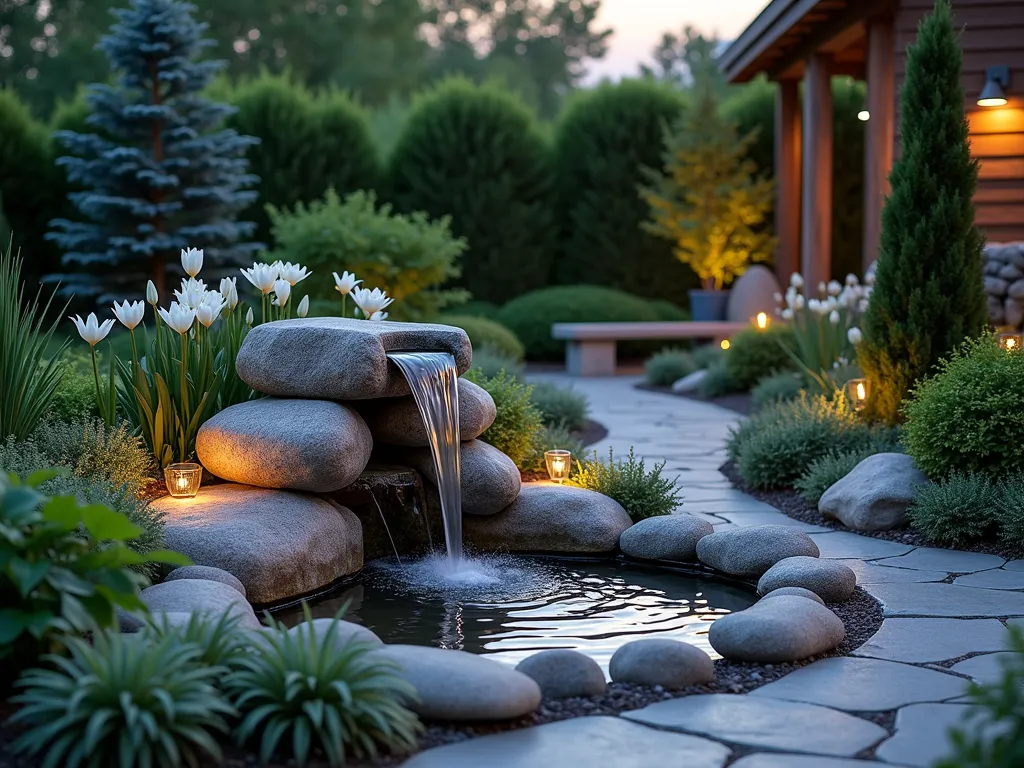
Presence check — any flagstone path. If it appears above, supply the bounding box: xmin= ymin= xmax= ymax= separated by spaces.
xmin=407 ymin=375 xmax=1023 ymax=767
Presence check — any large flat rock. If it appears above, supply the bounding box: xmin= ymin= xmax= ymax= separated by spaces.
xmin=708 ymin=595 xmax=844 ymax=662
xmin=852 ymin=618 xmax=1012 ymax=664
xmin=236 ymin=318 xmax=472 ymax=400
xmin=622 ymin=693 xmax=887 ymax=757
xmin=153 ymin=484 xmax=363 ymax=604
xmin=358 ymin=378 xmax=495 ymax=447
xmin=402 ymin=716 xmax=731 ymax=768
xmin=197 ymin=398 xmax=372 ymax=492
xmin=865 ymin=582 xmax=1024 ymax=618
xmin=818 ymin=452 xmax=928 ymax=531
xmin=696 ymin=525 xmax=820 ymax=578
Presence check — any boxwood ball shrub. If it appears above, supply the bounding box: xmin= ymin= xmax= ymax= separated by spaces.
xmin=908 ymin=471 xmax=1000 ymax=547
xmin=751 ymin=371 xmax=804 ymax=409
xmin=723 ymin=325 xmax=798 ymax=391
xmin=466 ymin=346 xmax=524 ymax=380
xmin=645 ymin=348 xmax=696 ymax=387
xmin=439 ymin=314 xmax=525 ymax=362
xmin=902 ymin=336 xmax=1024 ymax=479
xmin=463 ymin=370 xmax=543 ymax=469
xmin=388 ymin=78 xmax=556 ymax=304
xmin=571 ymin=447 xmax=682 ymax=522
xmin=529 ymin=381 xmax=589 ymax=431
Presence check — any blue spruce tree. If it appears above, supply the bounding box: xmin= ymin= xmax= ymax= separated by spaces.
xmin=48 ymin=0 xmax=260 ymax=300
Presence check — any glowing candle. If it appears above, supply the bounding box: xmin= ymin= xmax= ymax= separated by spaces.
xmin=164 ymin=463 xmax=203 ymax=498
xmin=755 ymin=312 xmax=769 ymax=330
xmin=998 ymin=332 xmax=1022 ymax=352
xmin=544 ymin=450 xmax=572 ymax=484
xmin=845 ymin=378 xmax=871 ymax=412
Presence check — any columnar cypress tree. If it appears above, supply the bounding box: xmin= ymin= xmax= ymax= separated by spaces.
xmin=859 ymin=0 xmax=986 ymax=425
xmin=47 ymin=0 xmax=260 ymax=300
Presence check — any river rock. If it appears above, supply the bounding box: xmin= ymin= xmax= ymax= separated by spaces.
xmin=609 ymin=638 xmax=715 ymax=688
xmin=727 ymin=265 xmax=781 ymax=323
xmin=394 ymin=440 xmax=520 ymax=516
xmin=140 ymin=579 xmax=260 ymax=629
xmin=465 ymin=483 xmax=632 ymax=554
xmin=709 ymin=595 xmax=845 ymax=662
xmin=236 ymin=317 xmax=472 ymax=400
xmin=164 ymin=565 xmax=247 ymax=598
xmin=1007 ymin=297 xmax=1024 ymax=328
xmin=372 ymin=645 xmax=542 ymax=721
xmin=672 ymin=369 xmax=707 ymax=394
xmin=358 ymin=379 xmax=496 ymax=447
xmin=985 ymin=276 xmax=1009 ymax=297
xmin=287 ymin=618 xmax=383 ymax=648
xmin=516 ymin=650 xmax=607 ymax=699
xmin=759 ymin=586 xmax=825 ymax=606
xmin=152 ymin=484 xmax=363 ymax=604
xmin=818 ymin=453 xmax=928 ymax=532
xmin=619 ymin=514 xmax=712 ymax=561
xmin=757 ymin=556 xmax=857 ymax=602
xmin=696 ymin=525 xmax=820 ymax=578
xmin=196 ymin=398 xmax=372 ymax=493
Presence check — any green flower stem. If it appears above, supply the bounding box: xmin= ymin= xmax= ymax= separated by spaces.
xmin=90 ymin=345 xmax=104 ymax=421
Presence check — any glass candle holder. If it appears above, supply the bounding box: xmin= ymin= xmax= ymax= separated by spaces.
xmin=998 ymin=331 xmax=1022 ymax=352
xmin=164 ymin=462 xmax=203 ymax=498
xmin=845 ymin=378 xmax=871 ymax=412
xmin=544 ymin=450 xmax=572 ymax=484
xmin=754 ymin=311 xmax=770 ymax=330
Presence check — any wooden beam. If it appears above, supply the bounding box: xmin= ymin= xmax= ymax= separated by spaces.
xmin=776 ymin=80 xmax=802 ymax=283
xmin=863 ymin=16 xmax=895 ymax=272
xmin=802 ymin=52 xmax=834 ymax=287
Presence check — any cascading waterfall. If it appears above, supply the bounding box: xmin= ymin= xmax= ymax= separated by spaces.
xmin=387 ymin=351 xmax=462 ymax=569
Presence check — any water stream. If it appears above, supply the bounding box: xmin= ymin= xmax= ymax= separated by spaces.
xmin=387 ymin=351 xmax=462 ymax=568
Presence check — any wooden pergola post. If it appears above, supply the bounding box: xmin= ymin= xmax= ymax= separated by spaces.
xmin=801 ymin=51 xmax=833 ymax=289
xmin=863 ymin=16 xmax=895 ymax=273
xmin=775 ymin=79 xmax=802 ymax=283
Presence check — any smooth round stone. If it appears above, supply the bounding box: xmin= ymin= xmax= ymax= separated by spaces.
xmin=359 ymin=378 xmax=496 ymax=447
xmin=371 ymin=645 xmax=542 ymax=721
xmin=396 ymin=439 xmax=521 ymax=516
xmin=759 ymin=586 xmax=826 ymax=606
xmin=465 ymin=483 xmax=632 ymax=554
xmin=609 ymin=639 xmax=715 ymax=689
xmin=696 ymin=525 xmax=820 ymax=578
xmin=164 ymin=565 xmax=247 ymax=598
xmin=619 ymin=514 xmax=713 ymax=561
xmin=152 ymin=484 xmax=363 ymax=604
xmin=140 ymin=579 xmax=260 ymax=629
xmin=516 ymin=650 xmax=607 ymax=699
xmin=818 ymin=453 xmax=928 ymax=532
xmin=196 ymin=398 xmax=372 ymax=493
xmin=236 ymin=317 xmax=472 ymax=400
xmin=709 ymin=595 xmax=845 ymax=663
xmin=758 ymin=556 xmax=857 ymax=603
xmin=287 ymin=618 xmax=382 ymax=648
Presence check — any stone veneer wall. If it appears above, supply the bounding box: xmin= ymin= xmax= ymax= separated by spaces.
xmin=983 ymin=242 xmax=1024 ymax=328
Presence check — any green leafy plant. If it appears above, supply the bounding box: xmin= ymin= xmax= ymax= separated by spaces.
xmin=141 ymin=611 xmax=248 ymax=673
xmin=908 ymin=471 xmax=999 ymax=547
xmin=463 ymin=370 xmax=543 ymax=469
xmin=49 ymin=361 xmax=98 ymax=422
xmin=467 ymin=345 xmax=525 ymax=380
xmin=698 ymin=359 xmax=739 ymax=398
xmin=225 ymin=611 xmax=422 ymax=767
xmin=440 ymin=314 xmax=525 ymax=362
xmin=691 ymin=344 xmax=723 ymax=370
xmin=9 ymin=630 xmax=235 ymax=768
xmin=998 ymin=474 xmax=1024 ymax=549
xmin=0 ymin=470 xmax=188 ymax=673
xmin=528 ymin=422 xmax=587 ymax=473
xmin=794 ymin=443 xmax=898 ymax=506
xmin=645 ymin=348 xmax=695 ymax=387
xmin=723 ymin=326 xmax=797 ymax=391
xmin=751 ymin=371 xmax=804 ymax=409
xmin=529 ymin=381 xmax=589 ymax=431
xmin=902 ymin=335 xmax=1024 ymax=479
xmin=570 ymin=447 xmax=682 ymax=521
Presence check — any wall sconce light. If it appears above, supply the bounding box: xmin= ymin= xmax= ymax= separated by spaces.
xmin=998 ymin=331 xmax=1022 ymax=351
xmin=754 ymin=312 xmax=770 ymax=330
xmin=164 ymin=462 xmax=203 ymax=498
xmin=544 ymin=450 xmax=572 ymax=484
xmin=845 ymin=378 xmax=871 ymax=412
xmin=978 ymin=66 xmax=1009 ymax=107
xmin=857 ymin=110 xmax=870 ymax=121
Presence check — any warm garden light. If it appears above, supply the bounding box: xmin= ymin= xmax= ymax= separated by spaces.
xmin=720 ymin=339 xmax=731 ymax=350
xmin=164 ymin=463 xmax=203 ymax=498
xmin=755 ymin=312 xmax=769 ymax=330
xmin=857 ymin=110 xmax=870 ymax=121
xmin=978 ymin=66 xmax=1009 ymax=107
xmin=999 ymin=331 xmax=1022 ymax=351
xmin=845 ymin=378 xmax=871 ymax=412
xmin=544 ymin=450 xmax=572 ymax=484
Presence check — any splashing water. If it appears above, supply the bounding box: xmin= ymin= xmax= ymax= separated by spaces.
xmin=387 ymin=351 xmax=462 ymax=568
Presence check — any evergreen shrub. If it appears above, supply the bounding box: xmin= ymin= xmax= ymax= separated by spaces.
xmin=439 ymin=315 xmax=525 ymax=361
xmin=723 ymin=326 xmax=798 ymax=391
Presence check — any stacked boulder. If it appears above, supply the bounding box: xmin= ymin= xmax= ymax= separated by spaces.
xmin=983 ymin=242 xmax=1024 ymax=327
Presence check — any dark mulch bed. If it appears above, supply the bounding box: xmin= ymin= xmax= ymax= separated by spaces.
xmin=720 ymin=460 xmax=1024 ymax=562
xmin=636 ymin=383 xmax=753 ymax=416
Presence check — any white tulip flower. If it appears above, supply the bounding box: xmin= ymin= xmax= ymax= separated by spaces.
xmin=847 ymin=327 xmax=863 ymax=345
xmin=219 ymin=277 xmax=239 ymax=310
xmin=112 ymin=300 xmax=145 ymax=330
xmin=196 ymin=295 xmax=225 ymax=327
xmin=827 ymin=280 xmax=842 ymax=296
xmin=245 ymin=307 xmax=254 ymax=325
xmin=829 ymin=310 xmax=840 ymax=324
xmin=278 ymin=262 xmax=311 ymax=286
xmin=790 ymin=273 xmax=804 ymax=288
xmin=846 ymin=273 xmax=859 ymax=286
xmin=174 ymin=277 xmax=208 ymax=309
xmin=272 ymin=279 xmax=291 ymax=307
xmin=807 ymin=298 xmax=822 ymax=313
xmin=296 ymin=295 xmax=309 ymax=318
xmin=858 ymin=299 xmax=870 ymax=312
xmin=158 ymin=302 xmax=197 ymax=335
xmin=781 ymin=308 xmax=794 ymax=320
xmin=70 ymin=313 xmax=115 ymax=346
xmin=332 ymin=271 xmax=361 ymax=296
xmin=146 ymin=280 xmax=159 ymax=305
xmin=773 ymin=292 xmax=783 ymax=303
xmin=180 ymin=247 xmax=204 ymax=277
xmin=241 ymin=263 xmax=278 ymax=295
xmin=793 ymin=295 xmax=805 ymax=310
xmin=817 ymin=281 xmax=827 ymax=295
xmin=352 ymin=287 xmax=394 ymax=316
xmin=825 ymin=296 xmax=839 ymax=312
xmin=368 ymin=310 xmax=388 ymax=321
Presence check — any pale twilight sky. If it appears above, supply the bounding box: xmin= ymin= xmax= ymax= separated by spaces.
xmin=585 ymin=0 xmax=771 ymax=83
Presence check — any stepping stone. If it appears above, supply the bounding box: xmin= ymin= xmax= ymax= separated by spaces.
xmin=153 ymin=484 xmax=363 ymax=604
xmin=1004 ymin=559 xmax=1024 ymax=572
xmin=750 ymin=657 xmax=967 ymax=711
xmin=393 ymin=439 xmax=521 ymax=516
xmin=949 ymin=652 xmax=1018 ymax=686
xmin=237 ymin=317 xmax=472 ymax=400
xmin=718 ymin=511 xmax=830 ymax=532
xmin=371 ymin=645 xmax=541 ymax=721
xmin=818 ymin=452 xmax=927 ymax=531
xmin=464 ymin=483 xmax=632 ymax=554
xmin=874 ymin=547 xmax=1004 ymax=574
xmin=708 ymin=595 xmax=844 ymax=662
xmin=853 ymin=619 xmax=1012 ymax=664
xmin=623 ymin=693 xmax=886 ymax=757
xmin=731 ymin=757 xmax=894 ymax=768
xmin=757 ymin=556 xmax=857 ymax=602
xmin=516 ymin=650 xmax=606 ymax=699
xmin=696 ymin=525 xmax=820 ymax=578
xmin=689 ymin=499 xmax=781 ymax=515
xmin=875 ymin=703 xmax=983 ymax=768
xmin=953 ymin=569 xmax=1024 ymax=590
xmin=619 ymin=514 xmax=713 ymax=561
xmin=197 ymin=398 xmax=372 ymax=492
xmin=141 ymin=579 xmax=260 ymax=629
xmin=357 ymin=377 xmax=496 ymax=446
xmin=808 ymin=532 xmax=914 ymax=559
xmin=164 ymin=565 xmax=246 ymax=597
xmin=760 ymin=586 xmax=825 ymax=605
xmin=841 ymin=559 xmax=947 ymax=584
xmin=867 ymin=582 xmax=1024 ymax=618
xmin=402 ymin=716 xmax=731 ymax=768
xmin=609 ymin=638 xmax=715 ymax=688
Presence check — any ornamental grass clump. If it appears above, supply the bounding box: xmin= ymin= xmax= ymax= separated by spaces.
xmin=570 ymin=447 xmax=682 ymax=521
xmin=908 ymin=472 xmax=1000 ymax=547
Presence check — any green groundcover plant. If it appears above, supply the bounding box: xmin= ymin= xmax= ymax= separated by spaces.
xmin=463 ymin=370 xmax=543 ymax=469
xmin=570 ymin=447 xmax=682 ymax=521
xmin=528 ymin=381 xmax=589 ymax=432
xmin=908 ymin=471 xmax=1000 ymax=547
xmin=644 ymin=348 xmax=695 ymax=387
xmin=751 ymin=371 xmax=804 ymax=409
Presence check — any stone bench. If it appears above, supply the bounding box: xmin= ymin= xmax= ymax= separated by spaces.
xmin=551 ymin=321 xmax=749 ymax=377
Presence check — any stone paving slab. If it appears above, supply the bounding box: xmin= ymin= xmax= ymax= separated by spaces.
xmin=852 ymin=619 xmax=1012 ymax=663
xmin=809 ymin=532 xmax=915 ymax=560
xmin=732 ymin=757 xmax=911 ymax=768
xmin=873 ymin=548 xmax=1005 ymax=573
xmin=948 ymin=651 xmax=1018 ymax=685
xmin=841 ymin=560 xmax=948 ymax=584
xmin=875 ymin=703 xmax=976 ymax=767
xmin=865 ymin=582 xmax=1024 ymax=617
xmin=686 ymin=500 xmax=784 ymax=515
xmin=953 ymin=569 xmax=1024 ymax=590
xmin=621 ymin=693 xmax=886 ymax=757
xmin=1004 ymin=560 xmax=1024 ymax=572
xmin=401 ymin=715 xmax=732 ymax=768
xmin=749 ymin=657 xmax=967 ymax=711
xmin=715 ymin=511 xmax=831 ymax=532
